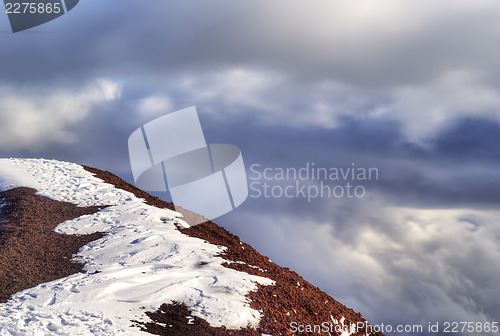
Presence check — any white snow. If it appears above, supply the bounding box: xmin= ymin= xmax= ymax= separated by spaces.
xmin=330 ymin=315 xmax=358 ymax=336
xmin=0 ymin=158 xmax=275 ymax=336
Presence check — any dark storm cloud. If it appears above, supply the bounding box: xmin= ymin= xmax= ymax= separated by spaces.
xmin=1 ymin=0 xmax=500 ymax=89
xmin=202 ymin=114 xmax=500 ymax=213
xmin=431 ymin=118 xmax=500 ymax=164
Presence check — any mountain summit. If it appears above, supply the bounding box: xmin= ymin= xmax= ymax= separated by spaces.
xmin=0 ymin=158 xmax=382 ymax=336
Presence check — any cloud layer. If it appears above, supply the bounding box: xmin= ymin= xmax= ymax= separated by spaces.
xmin=1 ymin=1 xmax=500 ymax=334
xmin=0 ymin=80 xmax=120 ymax=150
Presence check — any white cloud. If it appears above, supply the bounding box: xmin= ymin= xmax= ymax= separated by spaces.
xmin=5 ymin=0 xmax=500 ymax=142
xmin=178 ymin=68 xmax=284 ymax=116
xmin=389 ymin=70 xmax=500 ymax=139
xmin=159 ymin=66 xmax=500 ymax=141
xmin=164 ymin=68 xmax=379 ymax=129
xmin=132 ymin=0 xmax=500 ymax=139
xmin=197 ymin=0 xmax=500 ymax=85
xmin=136 ymin=95 xmax=173 ymax=118
xmin=235 ymin=203 xmax=500 ymax=329
xmin=0 ymin=79 xmax=121 ymax=150
xmin=97 ymin=79 xmax=122 ymax=101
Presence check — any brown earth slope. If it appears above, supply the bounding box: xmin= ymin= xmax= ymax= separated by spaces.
xmin=0 ymin=187 xmax=105 ymax=303
xmin=83 ymin=166 xmax=383 ymax=336
xmin=0 ymin=165 xmax=382 ymax=336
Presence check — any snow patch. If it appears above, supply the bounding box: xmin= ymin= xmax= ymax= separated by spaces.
xmin=0 ymin=159 xmax=274 ymax=335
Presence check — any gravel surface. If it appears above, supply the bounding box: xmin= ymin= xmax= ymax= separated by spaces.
xmin=83 ymin=166 xmax=382 ymax=336
xmin=0 ymin=187 xmax=104 ymax=303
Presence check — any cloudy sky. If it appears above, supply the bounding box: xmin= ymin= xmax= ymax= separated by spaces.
xmin=1 ymin=1 xmax=500 ymax=334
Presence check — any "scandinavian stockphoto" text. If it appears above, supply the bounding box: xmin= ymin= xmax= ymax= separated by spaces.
xmin=249 ymin=162 xmax=379 ymax=201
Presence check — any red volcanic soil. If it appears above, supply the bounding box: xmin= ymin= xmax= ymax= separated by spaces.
xmin=83 ymin=166 xmax=383 ymax=336
xmin=0 ymin=187 xmax=105 ymax=303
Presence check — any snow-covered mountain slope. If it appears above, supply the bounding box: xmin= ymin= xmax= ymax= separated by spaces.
xmin=0 ymin=158 xmax=381 ymax=336
xmin=0 ymin=159 xmax=274 ymax=335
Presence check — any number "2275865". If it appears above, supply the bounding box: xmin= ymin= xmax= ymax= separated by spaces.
xmin=5 ymin=2 xmax=62 ymax=14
